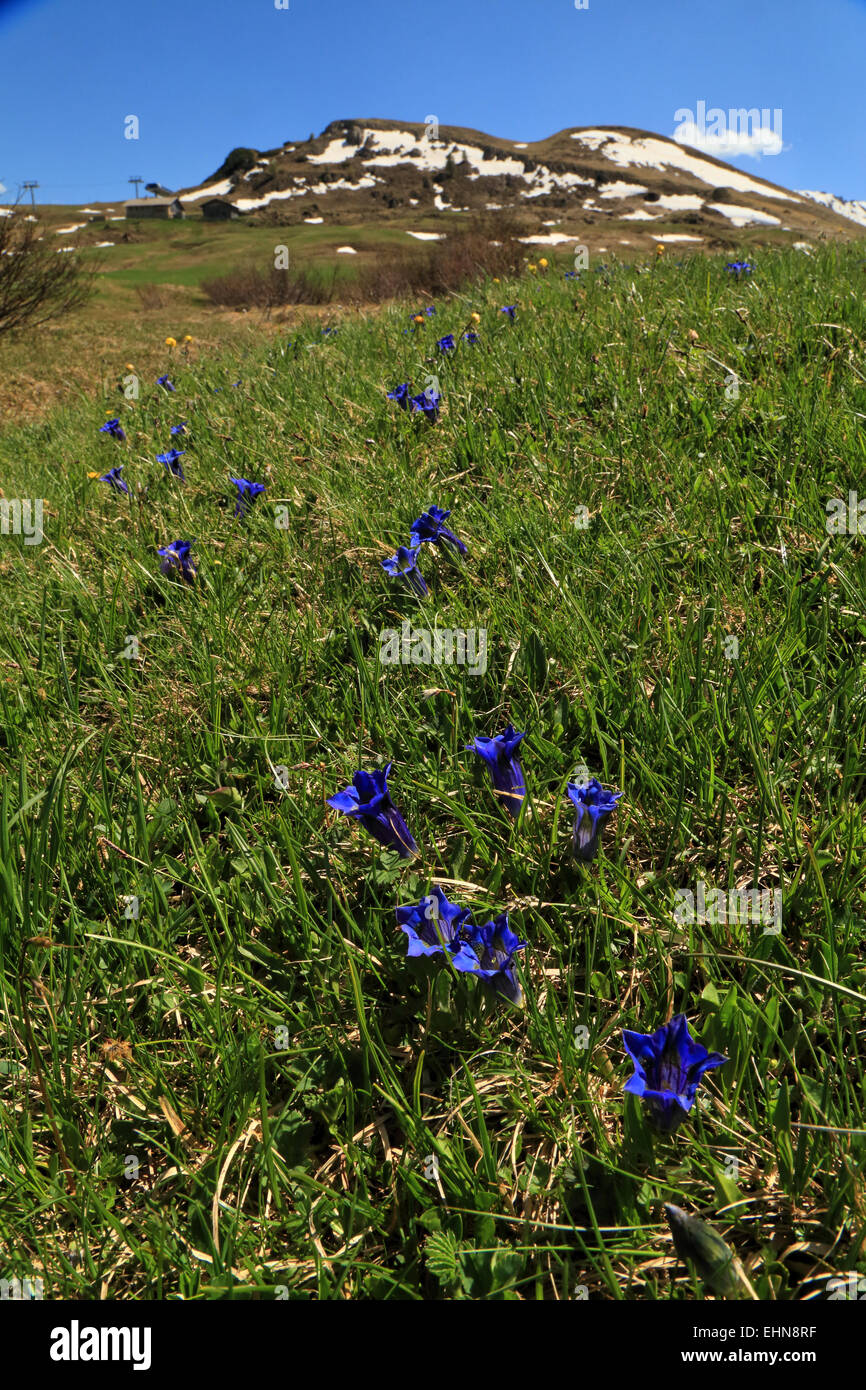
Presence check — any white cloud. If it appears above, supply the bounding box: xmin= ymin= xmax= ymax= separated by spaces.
xmin=673 ymin=121 xmax=783 ymax=158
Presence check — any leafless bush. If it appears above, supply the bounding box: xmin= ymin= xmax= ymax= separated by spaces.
xmin=200 ymin=215 xmax=526 ymax=311
xmin=0 ymin=203 xmax=95 ymax=336
xmin=201 ymin=261 xmax=337 ymax=307
xmin=135 ymin=283 xmax=169 ymax=309
xmin=359 ymin=216 xmax=525 ymax=299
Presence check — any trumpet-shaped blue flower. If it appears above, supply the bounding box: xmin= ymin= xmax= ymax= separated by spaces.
xmin=170 ymin=422 xmax=187 ymax=436
xmin=158 ymin=538 xmax=196 ymax=584
xmin=466 ymin=724 xmax=526 ymax=818
xmin=726 ymin=261 xmax=753 ymax=276
xmin=567 ymin=777 xmax=622 ymax=861
xmin=500 ymin=305 xmax=516 ymax=320
xmin=396 ymin=886 xmax=479 ymax=970
xmin=409 ymin=505 xmax=467 ymax=557
xmin=230 ymin=476 xmax=266 ymax=517
xmin=328 ymin=763 xmax=419 ymax=858
xmin=156 ymin=375 xmax=176 ymax=391
xmin=98 ymin=466 xmax=129 ymax=496
xmin=622 ymin=1014 xmax=728 ymax=1133
xmin=463 ymin=331 xmax=479 ymax=343
xmin=436 ymin=334 xmax=456 ymax=353
xmin=463 ymin=913 xmax=526 ymax=1006
xmin=99 ymin=418 xmax=126 ymax=441
xmin=408 ymin=388 xmax=441 ymax=422
xmin=381 ymin=545 xmax=429 ymax=597
xmin=158 ymin=448 xmax=186 ymax=479
xmin=387 ymin=382 xmax=411 ymax=410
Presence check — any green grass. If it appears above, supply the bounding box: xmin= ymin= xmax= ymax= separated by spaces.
xmin=0 ymin=243 xmax=865 ymax=1301
xmin=84 ymin=218 xmax=452 ymax=290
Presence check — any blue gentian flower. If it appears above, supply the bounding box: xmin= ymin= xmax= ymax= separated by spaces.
xmin=462 ymin=913 xmax=526 ymax=1006
xmin=409 ymin=388 xmax=441 ymax=422
xmin=98 ymin=466 xmax=129 ymax=496
xmin=230 ymin=476 xmax=266 ymax=517
xmin=327 ymin=763 xmax=419 ymax=858
xmin=99 ymin=418 xmax=126 ymax=441
xmin=409 ymin=505 xmax=467 ymax=557
xmin=396 ymin=886 xmax=479 ymax=970
xmin=567 ymin=777 xmax=622 ymax=861
xmin=157 ymin=539 xmax=196 ymax=584
xmin=466 ymin=724 xmax=527 ymax=819
xmin=381 ymin=545 xmax=429 ymax=597
xmin=156 ymin=375 xmax=175 ymax=391
xmin=170 ymin=422 xmax=187 ymax=436
xmin=387 ymin=382 xmax=411 ymax=410
xmin=725 ymin=261 xmax=753 ymax=276
xmin=463 ymin=331 xmax=479 ymax=343
xmin=157 ymin=448 xmax=186 ymax=480
xmin=436 ymin=334 xmax=456 ymax=353
xmin=565 ymin=271 xmax=579 ymax=280
xmin=622 ymin=1014 xmax=728 ymax=1133
xmin=500 ymin=305 xmax=516 ymax=320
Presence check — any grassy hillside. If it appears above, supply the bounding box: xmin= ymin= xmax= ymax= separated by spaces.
xmin=0 ymin=244 xmax=865 ymax=1301
xmin=0 ymin=213 xmax=422 ymax=424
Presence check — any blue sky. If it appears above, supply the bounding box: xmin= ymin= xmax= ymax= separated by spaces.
xmin=1 ymin=0 xmax=864 ymax=206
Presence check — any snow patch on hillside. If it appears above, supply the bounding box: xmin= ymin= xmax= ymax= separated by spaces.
xmin=520 ymin=232 xmax=580 ymax=244
xmin=235 ymin=174 xmax=381 ymax=211
xmin=599 ymin=181 xmax=648 ymax=199
xmin=570 ymin=130 xmax=797 ymax=199
xmin=655 ymin=193 xmax=704 ymax=211
xmin=798 ymin=189 xmax=866 ymax=227
xmin=182 ymin=178 xmax=234 ymax=202
xmin=707 ymin=203 xmax=781 ymax=227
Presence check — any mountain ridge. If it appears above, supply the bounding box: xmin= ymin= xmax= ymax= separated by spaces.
xmin=167 ymin=118 xmax=864 ymax=252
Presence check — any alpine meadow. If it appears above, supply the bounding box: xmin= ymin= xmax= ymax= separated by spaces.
xmin=1 ymin=238 xmax=865 ymax=1304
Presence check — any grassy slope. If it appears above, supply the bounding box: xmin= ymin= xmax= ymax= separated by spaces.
xmin=0 ymin=215 xmax=445 ymax=424
xmin=0 ymin=245 xmax=865 ymax=1300
xmin=2 ymin=194 xmax=840 ymax=426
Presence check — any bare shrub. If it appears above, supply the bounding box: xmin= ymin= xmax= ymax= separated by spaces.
xmin=356 ymin=214 xmax=525 ymax=301
xmin=0 ymin=203 xmax=95 ymax=336
xmin=135 ymin=283 xmax=169 ymax=309
xmin=201 ymin=261 xmax=337 ymax=308
xmin=200 ymin=215 xmax=526 ymax=312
